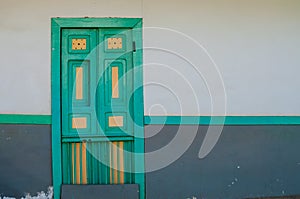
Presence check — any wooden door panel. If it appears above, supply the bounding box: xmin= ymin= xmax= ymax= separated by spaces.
xmin=61 ymin=28 xmax=135 ymax=185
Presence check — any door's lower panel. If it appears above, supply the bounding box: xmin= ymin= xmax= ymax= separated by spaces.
xmin=62 ymin=140 xmax=133 ymax=185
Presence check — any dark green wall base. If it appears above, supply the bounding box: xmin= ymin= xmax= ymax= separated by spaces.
xmin=145 ymin=125 xmax=300 ymax=199
xmin=0 ymin=124 xmax=52 ymax=198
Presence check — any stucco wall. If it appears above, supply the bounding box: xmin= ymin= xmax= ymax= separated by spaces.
xmin=145 ymin=124 xmax=300 ymax=199
xmin=0 ymin=0 xmax=299 ymax=115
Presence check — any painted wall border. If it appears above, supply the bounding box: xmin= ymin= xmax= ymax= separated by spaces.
xmin=0 ymin=115 xmax=299 ymax=125
xmin=0 ymin=114 xmax=51 ymax=124
xmin=144 ymin=116 xmax=300 ymax=125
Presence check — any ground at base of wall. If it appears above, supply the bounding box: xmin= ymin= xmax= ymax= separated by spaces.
xmin=1 ymin=193 xmax=299 ymax=199
xmin=0 ymin=187 xmax=53 ymax=199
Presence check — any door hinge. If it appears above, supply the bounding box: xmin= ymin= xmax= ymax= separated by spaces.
xmin=133 ymin=41 xmax=136 ymax=52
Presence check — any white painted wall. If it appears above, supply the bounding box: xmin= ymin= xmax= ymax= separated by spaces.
xmin=0 ymin=0 xmax=299 ymax=115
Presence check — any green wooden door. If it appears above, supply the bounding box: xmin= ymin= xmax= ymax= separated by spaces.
xmin=60 ymin=27 xmax=143 ymax=196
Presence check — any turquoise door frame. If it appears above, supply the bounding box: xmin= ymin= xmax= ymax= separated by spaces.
xmin=51 ymin=18 xmax=144 ymax=199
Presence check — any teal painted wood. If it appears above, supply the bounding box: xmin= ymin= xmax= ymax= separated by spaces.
xmin=51 ymin=18 xmax=62 ymax=199
xmin=62 ymin=144 xmax=69 ymax=184
xmin=61 ymin=141 xmax=134 ymax=184
xmin=132 ymin=20 xmax=145 ymax=199
xmin=61 ymin=28 xmax=98 ymax=138
xmin=61 ymin=27 xmax=135 ymax=184
xmin=52 ymin=17 xmax=145 ymax=199
xmin=61 ymin=136 xmax=134 ymax=143
xmin=0 ymin=114 xmax=51 ymax=124
xmin=98 ymin=28 xmax=134 ymax=137
xmin=144 ymin=116 xmax=300 ymax=125
xmin=53 ymin=18 xmax=141 ymax=28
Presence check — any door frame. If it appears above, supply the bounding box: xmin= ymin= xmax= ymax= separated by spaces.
xmin=51 ymin=18 xmax=144 ymax=199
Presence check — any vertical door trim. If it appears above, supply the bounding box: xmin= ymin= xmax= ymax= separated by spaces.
xmin=51 ymin=18 xmax=144 ymax=199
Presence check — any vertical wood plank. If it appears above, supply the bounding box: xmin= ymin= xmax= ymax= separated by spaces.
xmin=119 ymin=141 xmax=124 ymax=184
xmin=82 ymin=142 xmax=87 ymax=184
xmin=71 ymin=143 xmax=75 ymax=184
xmin=113 ymin=142 xmax=118 ymax=184
xmin=76 ymin=143 xmax=80 ymax=184
xmin=109 ymin=143 xmax=113 ymax=184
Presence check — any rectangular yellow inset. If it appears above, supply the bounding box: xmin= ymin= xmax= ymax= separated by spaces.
xmin=76 ymin=67 xmax=83 ymax=100
xmin=109 ymin=116 xmax=123 ymax=127
xmin=72 ymin=117 xmax=87 ymax=129
xmin=112 ymin=67 xmax=119 ymax=98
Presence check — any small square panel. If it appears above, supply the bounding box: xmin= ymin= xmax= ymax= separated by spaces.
xmin=107 ymin=38 xmax=122 ymax=49
xmin=68 ymin=35 xmax=90 ymax=54
xmin=105 ymin=34 xmax=126 ymax=52
xmin=72 ymin=39 xmax=86 ymax=50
